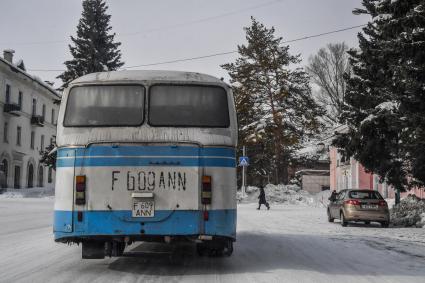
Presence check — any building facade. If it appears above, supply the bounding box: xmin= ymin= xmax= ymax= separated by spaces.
xmin=296 ymin=169 xmax=330 ymax=194
xmin=329 ymin=126 xmax=424 ymax=199
xmin=0 ymin=49 xmax=60 ymax=189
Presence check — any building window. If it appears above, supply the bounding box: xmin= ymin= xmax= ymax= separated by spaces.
xmin=32 ymin=98 xmax=37 ymax=115
xmin=27 ymin=163 xmax=34 ymax=188
xmin=14 ymin=165 xmax=21 ymax=189
xmin=18 ymin=91 xmax=23 ymax=109
xmin=30 ymin=131 xmax=35 ymax=149
xmin=38 ymin=165 xmax=44 ymax=187
xmin=48 ymin=167 xmax=53 ymax=183
xmin=51 ymin=108 xmax=55 ymax=124
xmin=40 ymin=135 xmax=44 ymax=150
xmin=1 ymin=159 xmax=8 ymax=188
xmin=373 ymin=175 xmax=379 ymax=191
xmin=5 ymin=84 xmax=10 ymax=103
xmin=16 ymin=126 xmax=21 ymax=146
xmin=42 ymin=104 xmax=46 ymax=120
xmin=3 ymin=122 xmax=8 ymax=143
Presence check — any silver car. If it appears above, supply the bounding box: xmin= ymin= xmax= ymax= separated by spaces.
xmin=327 ymin=189 xmax=390 ymax=227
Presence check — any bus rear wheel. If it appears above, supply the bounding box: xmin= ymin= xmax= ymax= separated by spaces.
xmin=106 ymin=241 xmax=126 ymax=257
xmin=82 ymin=240 xmax=105 ymax=259
xmin=196 ymin=239 xmax=233 ymax=257
xmin=222 ymin=240 xmax=233 ymax=257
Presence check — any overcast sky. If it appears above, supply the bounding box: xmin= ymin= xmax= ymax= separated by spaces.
xmin=0 ymin=0 xmax=369 ymax=87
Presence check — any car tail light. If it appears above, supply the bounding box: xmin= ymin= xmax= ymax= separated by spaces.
xmin=378 ymin=200 xmax=388 ymax=207
xmin=201 ymin=175 xmax=212 ymax=205
xmin=75 ymin=175 xmax=86 ymax=205
xmin=345 ymin=199 xmax=360 ymax=205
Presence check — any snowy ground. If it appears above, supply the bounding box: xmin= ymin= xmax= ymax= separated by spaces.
xmin=237 ymin=184 xmax=331 ymax=208
xmin=0 ymin=187 xmax=55 ymax=199
xmin=1 ymin=198 xmax=424 ymax=283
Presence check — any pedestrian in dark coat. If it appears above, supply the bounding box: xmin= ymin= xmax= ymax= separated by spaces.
xmin=257 ymin=186 xmax=270 ymax=210
xmin=328 ymin=190 xmax=337 ymax=202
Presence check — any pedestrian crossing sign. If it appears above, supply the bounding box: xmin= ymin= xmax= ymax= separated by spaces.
xmin=239 ymin=156 xmax=249 ymax=167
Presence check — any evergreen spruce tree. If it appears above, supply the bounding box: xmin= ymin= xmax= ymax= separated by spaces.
xmin=58 ymin=0 xmax=124 ymax=87
xmin=222 ymin=17 xmax=324 ymax=184
xmin=40 ymin=142 xmax=57 ymax=170
xmin=334 ymin=0 xmax=425 ymax=204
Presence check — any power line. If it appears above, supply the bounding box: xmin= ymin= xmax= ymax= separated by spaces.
xmin=0 ymin=0 xmax=285 ymax=47
xmin=28 ymin=24 xmax=367 ymax=72
xmin=124 ymin=50 xmax=238 ymax=68
xmin=124 ymin=24 xmax=367 ymax=68
xmin=280 ymin=24 xmax=366 ymax=44
xmin=118 ymin=0 xmax=285 ymax=37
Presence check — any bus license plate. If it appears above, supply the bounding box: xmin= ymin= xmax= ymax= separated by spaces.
xmin=132 ymin=201 xmax=155 ymax=217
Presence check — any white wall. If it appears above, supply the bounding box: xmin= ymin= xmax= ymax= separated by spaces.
xmin=0 ymin=60 xmax=59 ymax=189
xmin=301 ymin=175 xmax=330 ymax=193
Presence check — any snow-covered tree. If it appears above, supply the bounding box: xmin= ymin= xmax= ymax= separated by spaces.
xmin=57 ymin=0 xmax=124 ymax=87
xmin=40 ymin=142 xmax=57 ymax=170
xmin=334 ymin=0 xmax=425 ymax=204
xmin=222 ymin=17 xmax=324 ymax=184
xmin=307 ymin=42 xmax=350 ymax=125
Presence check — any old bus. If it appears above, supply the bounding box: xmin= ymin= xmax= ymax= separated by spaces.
xmin=53 ymin=70 xmax=238 ymax=258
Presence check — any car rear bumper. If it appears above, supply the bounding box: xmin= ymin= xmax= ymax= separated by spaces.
xmin=344 ymin=208 xmax=389 ymax=222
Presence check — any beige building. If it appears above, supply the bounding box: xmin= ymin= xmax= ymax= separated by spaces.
xmin=296 ymin=169 xmax=330 ymax=193
xmin=0 ymin=49 xmax=60 ymax=189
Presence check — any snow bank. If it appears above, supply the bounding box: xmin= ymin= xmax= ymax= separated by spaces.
xmin=0 ymin=187 xmax=55 ymax=199
xmin=390 ymin=194 xmax=425 ymax=227
xmin=312 ymin=189 xmax=332 ymax=208
xmin=237 ymin=184 xmax=330 ymax=207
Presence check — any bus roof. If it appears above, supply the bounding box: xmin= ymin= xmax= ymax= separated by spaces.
xmin=70 ymin=70 xmax=227 ymax=86
xmin=57 ymin=70 xmax=237 ymax=147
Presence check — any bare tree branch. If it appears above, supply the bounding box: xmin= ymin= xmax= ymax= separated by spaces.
xmin=306 ymin=42 xmax=350 ymax=126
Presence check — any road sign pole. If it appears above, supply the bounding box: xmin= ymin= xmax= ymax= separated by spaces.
xmin=242 ymin=146 xmax=246 ymax=197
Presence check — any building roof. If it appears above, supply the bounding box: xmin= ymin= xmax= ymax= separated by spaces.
xmin=295 ymin=169 xmax=330 ymax=176
xmin=0 ymin=56 xmax=61 ymax=99
xmin=70 ymin=70 xmax=227 ymax=86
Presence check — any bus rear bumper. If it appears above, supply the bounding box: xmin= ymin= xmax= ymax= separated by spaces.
xmin=53 ymin=209 xmax=236 ymax=243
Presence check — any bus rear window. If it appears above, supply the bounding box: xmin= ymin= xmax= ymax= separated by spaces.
xmin=64 ymin=85 xmax=145 ymax=127
xmin=149 ymin=85 xmax=230 ymax=127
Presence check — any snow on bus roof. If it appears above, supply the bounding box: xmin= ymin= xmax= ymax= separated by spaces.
xmin=70 ymin=70 xmax=227 ymax=85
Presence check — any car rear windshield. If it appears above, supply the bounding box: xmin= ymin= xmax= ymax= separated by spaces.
xmin=148 ymin=85 xmax=230 ymax=127
xmin=349 ymin=190 xmax=383 ymax=200
xmin=64 ymin=85 xmax=145 ymax=127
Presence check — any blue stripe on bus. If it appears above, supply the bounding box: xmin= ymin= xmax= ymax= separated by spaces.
xmin=57 ymin=146 xmax=235 ymax=158
xmin=56 ymin=157 xmax=236 ymax=168
xmin=53 ymin=209 xmax=236 ymax=240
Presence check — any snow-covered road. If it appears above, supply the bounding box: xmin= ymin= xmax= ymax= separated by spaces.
xmin=0 ymin=198 xmax=424 ymax=283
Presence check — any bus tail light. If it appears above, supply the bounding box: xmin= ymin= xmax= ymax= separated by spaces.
xmin=75 ymin=175 xmax=86 ymax=205
xmin=201 ymin=175 xmax=212 ymax=205
xmin=203 ymin=211 xmax=209 ymax=221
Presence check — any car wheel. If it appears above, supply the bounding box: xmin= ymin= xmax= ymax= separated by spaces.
xmin=327 ymin=209 xmax=334 ymax=222
xmin=340 ymin=212 xmax=348 ymax=227
xmin=381 ymin=221 xmax=389 ymax=228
